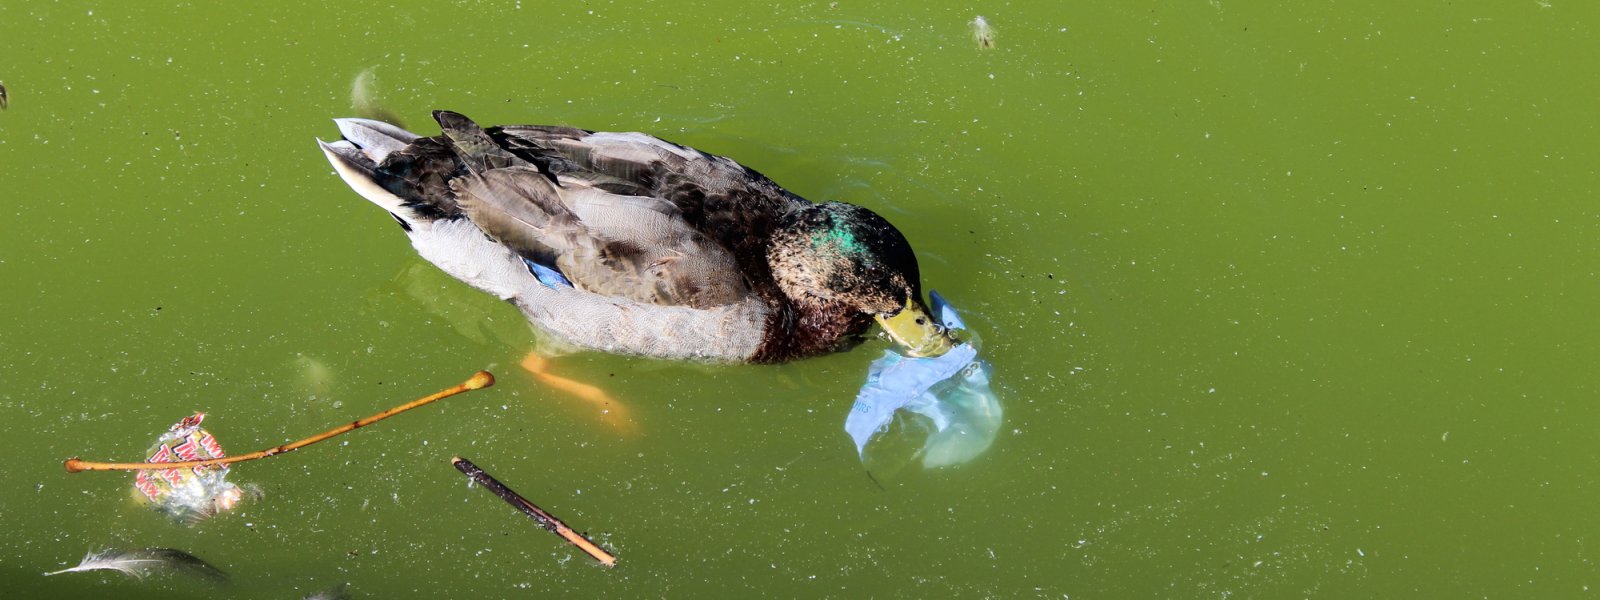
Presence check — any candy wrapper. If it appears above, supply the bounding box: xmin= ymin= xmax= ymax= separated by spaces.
xmin=132 ymin=413 xmax=246 ymax=522
xmin=845 ymin=291 xmax=1002 ymax=469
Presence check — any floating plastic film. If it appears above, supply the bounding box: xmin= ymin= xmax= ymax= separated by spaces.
xmin=845 ymin=291 xmax=1003 ymax=469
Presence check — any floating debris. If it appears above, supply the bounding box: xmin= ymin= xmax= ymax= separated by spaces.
xmin=65 ymin=372 xmax=494 ymax=475
xmin=302 ymin=582 xmax=352 ymax=600
xmin=133 ymin=413 xmax=247 ymax=523
xmin=1 ymin=81 xmax=8 ymax=109
xmin=971 ymin=15 xmax=996 ymax=49
xmin=293 ymin=353 xmax=336 ymax=400
xmin=453 ymin=457 xmax=617 ymax=567
xmin=846 ymin=291 xmax=1001 ymax=469
xmin=45 ymin=548 xmax=228 ymax=583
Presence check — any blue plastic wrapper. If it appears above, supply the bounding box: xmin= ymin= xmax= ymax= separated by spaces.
xmin=845 ymin=291 xmax=1002 ymax=468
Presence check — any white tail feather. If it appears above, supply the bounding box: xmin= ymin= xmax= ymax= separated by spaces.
xmin=317 ymin=138 xmax=429 ymax=230
xmin=334 ymin=117 xmax=418 ymax=162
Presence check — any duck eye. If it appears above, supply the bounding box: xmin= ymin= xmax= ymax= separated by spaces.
xmin=915 ymin=316 xmax=927 ymax=326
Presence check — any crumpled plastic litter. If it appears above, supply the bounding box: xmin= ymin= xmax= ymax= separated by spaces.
xmin=845 ymin=291 xmax=1002 ymax=468
xmin=132 ymin=413 xmax=246 ymax=522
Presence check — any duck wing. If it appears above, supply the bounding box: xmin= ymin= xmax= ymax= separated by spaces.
xmin=436 ymin=112 xmax=748 ymax=309
xmin=488 ymin=124 xmax=809 ymax=284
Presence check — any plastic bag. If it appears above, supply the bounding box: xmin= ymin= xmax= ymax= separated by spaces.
xmin=132 ymin=413 xmax=246 ymax=522
xmin=845 ymin=291 xmax=1002 ymax=468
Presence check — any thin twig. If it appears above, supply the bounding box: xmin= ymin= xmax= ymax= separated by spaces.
xmin=452 ymin=456 xmax=617 ymax=567
xmin=63 ymin=371 xmax=495 ymax=473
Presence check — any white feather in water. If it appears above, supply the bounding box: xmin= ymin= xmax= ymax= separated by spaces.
xmin=970 ymin=15 xmax=996 ymax=49
xmin=44 ymin=548 xmax=228 ymax=583
xmin=301 ymin=582 xmax=353 ymax=600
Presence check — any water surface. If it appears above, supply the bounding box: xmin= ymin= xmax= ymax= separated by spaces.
xmin=3 ymin=1 xmax=1598 ymax=597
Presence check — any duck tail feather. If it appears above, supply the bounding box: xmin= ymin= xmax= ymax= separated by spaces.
xmin=334 ymin=117 xmax=419 ymax=163
xmin=318 ymin=138 xmax=429 ymax=230
xmin=434 ymin=110 xmax=520 ymax=174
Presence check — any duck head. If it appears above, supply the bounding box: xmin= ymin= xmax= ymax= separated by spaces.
xmin=769 ymin=202 xmax=957 ymax=357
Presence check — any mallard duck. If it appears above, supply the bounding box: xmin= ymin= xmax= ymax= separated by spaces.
xmin=317 ymin=111 xmax=955 ymax=363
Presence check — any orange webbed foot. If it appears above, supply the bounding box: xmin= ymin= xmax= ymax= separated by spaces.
xmin=520 ymin=351 xmax=638 ymax=436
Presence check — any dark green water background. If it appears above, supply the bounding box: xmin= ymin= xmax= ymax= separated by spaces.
xmin=3 ymin=1 xmax=1598 ymax=597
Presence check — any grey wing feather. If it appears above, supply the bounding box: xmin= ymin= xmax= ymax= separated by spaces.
xmin=449 ymin=162 xmax=747 ymax=308
xmin=495 ymin=127 xmax=778 ymax=197
xmin=436 ymin=110 xmax=521 ymax=173
xmin=450 ymin=166 xmax=580 ymax=266
xmin=490 ymin=126 xmax=807 ymax=273
xmin=557 ymin=185 xmax=748 ymax=307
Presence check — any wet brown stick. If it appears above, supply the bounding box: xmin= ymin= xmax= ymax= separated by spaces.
xmin=451 ymin=456 xmax=617 ymax=568
xmin=63 ymin=371 xmax=495 ymax=473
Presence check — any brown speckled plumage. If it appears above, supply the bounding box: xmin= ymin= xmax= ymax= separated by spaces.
xmin=320 ymin=111 xmax=929 ymax=363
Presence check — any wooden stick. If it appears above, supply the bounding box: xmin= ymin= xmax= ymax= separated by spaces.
xmin=63 ymin=371 xmax=495 ymax=473
xmin=451 ymin=456 xmax=617 ymax=568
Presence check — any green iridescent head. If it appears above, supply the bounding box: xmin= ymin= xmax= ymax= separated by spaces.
xmin=769 ymin=202 xmax=955 ymax=356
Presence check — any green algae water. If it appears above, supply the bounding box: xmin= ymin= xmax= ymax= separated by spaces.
xmin=4 ymin=1 xmax=1600 ymax=597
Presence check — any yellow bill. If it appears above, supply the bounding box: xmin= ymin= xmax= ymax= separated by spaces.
xmin=876 ymin=297 xmax=957 ymax=357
